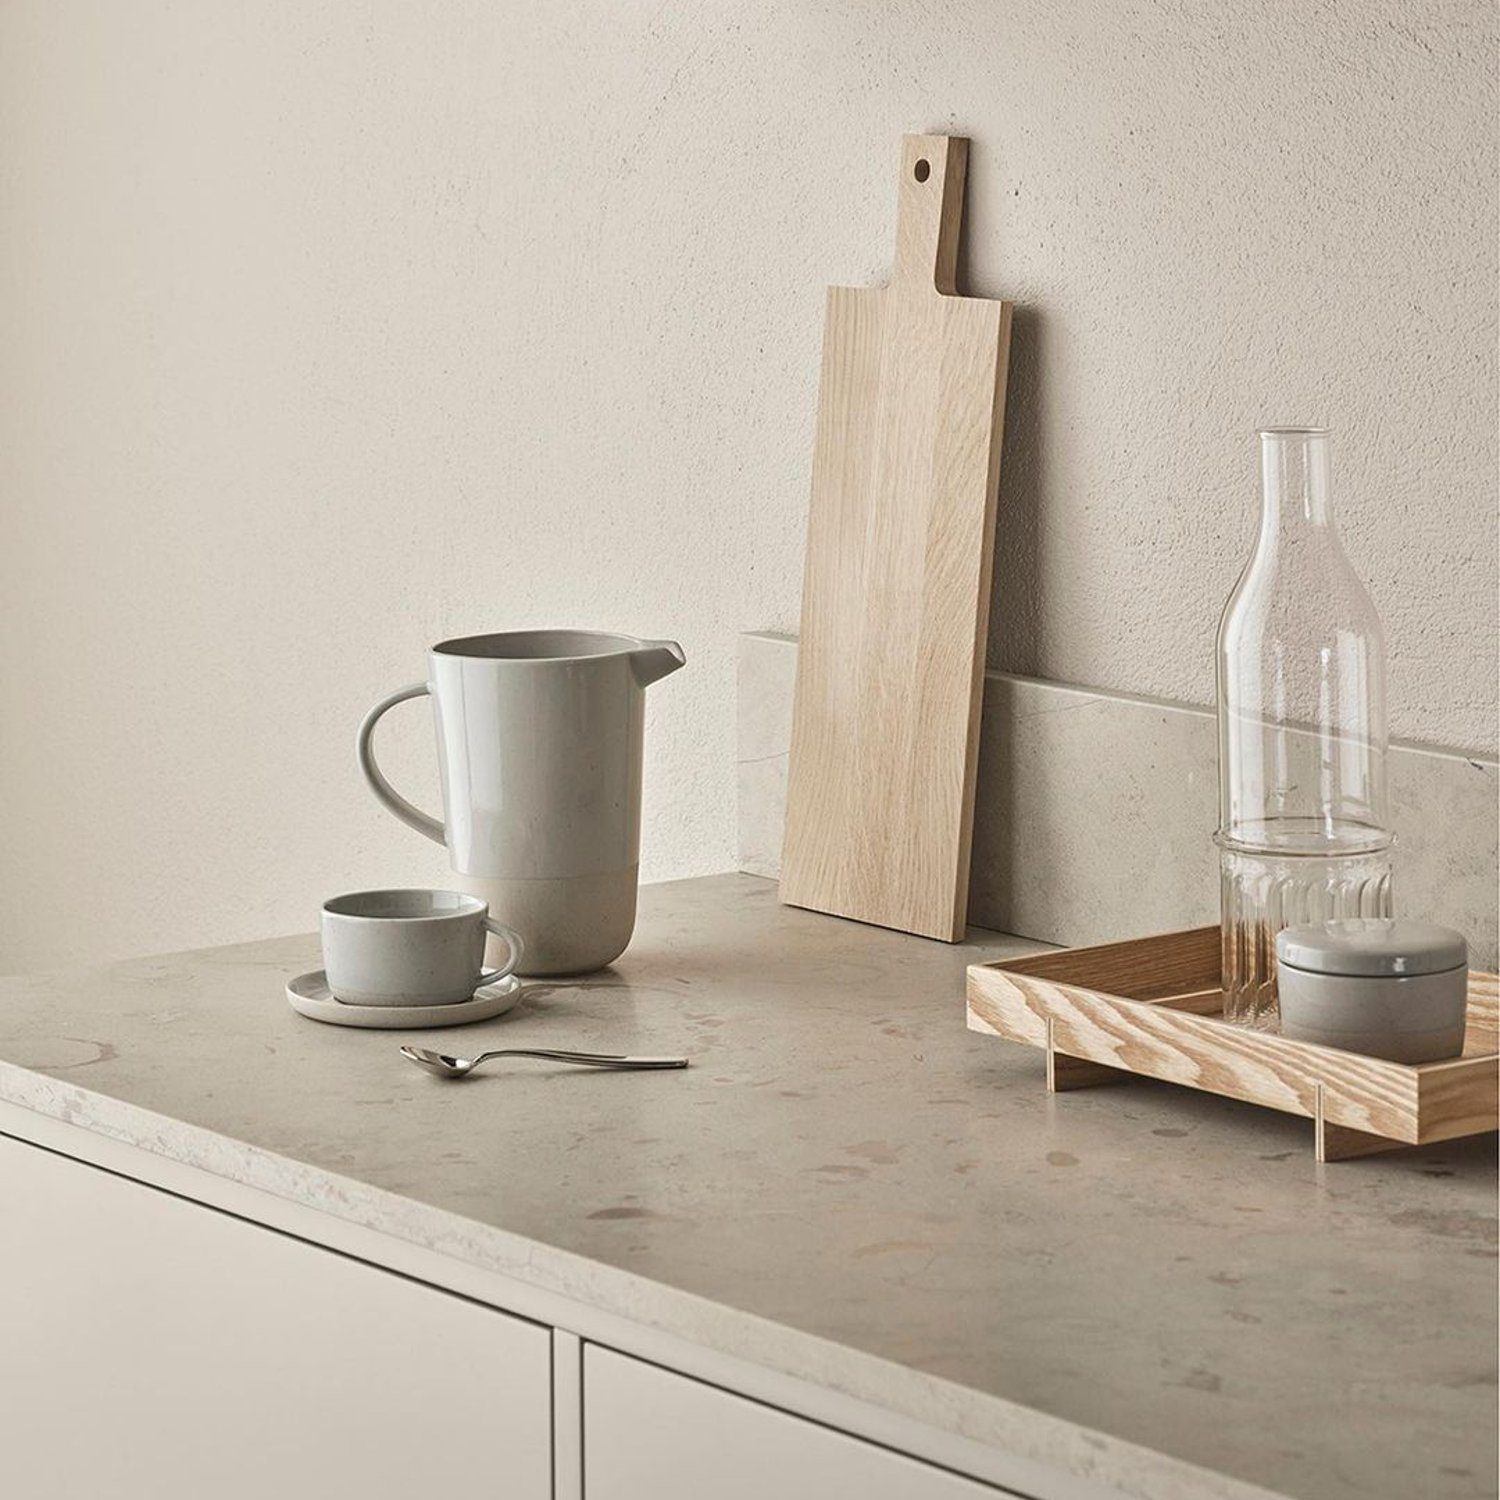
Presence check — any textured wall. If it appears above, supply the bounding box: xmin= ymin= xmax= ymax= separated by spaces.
xmin=1 ymin=2 xmax=1494 ymax=969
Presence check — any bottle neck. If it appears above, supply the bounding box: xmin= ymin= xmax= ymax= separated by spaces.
xmin=1259 ymin=428 xmax=1334 ymax=540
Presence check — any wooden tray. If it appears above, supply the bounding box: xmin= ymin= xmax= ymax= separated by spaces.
xmin=966 ymin=927 xmax=1499 ymax=1161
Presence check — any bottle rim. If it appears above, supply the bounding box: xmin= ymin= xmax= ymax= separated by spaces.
xmin=1258 ymin=425 xmax=1329 ymax=438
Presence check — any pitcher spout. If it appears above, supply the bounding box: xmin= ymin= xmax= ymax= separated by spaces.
xmin=631 ymin=639 xmax=686 ymax=687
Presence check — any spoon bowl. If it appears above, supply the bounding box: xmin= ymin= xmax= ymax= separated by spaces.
xmin=401 ymin=1047 xmax=474 ymax=1078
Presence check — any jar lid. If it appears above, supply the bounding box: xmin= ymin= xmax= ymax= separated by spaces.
xmin=1275 ymin=918 xmax=1468 ymax=978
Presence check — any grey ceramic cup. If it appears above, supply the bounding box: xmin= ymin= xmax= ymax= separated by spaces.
xmin=320 ymin=890 xmax=523 ymax=1007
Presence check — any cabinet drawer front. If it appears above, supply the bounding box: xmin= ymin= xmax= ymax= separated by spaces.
xmin=584 ymin=1344 xmax=1013 ymax=1499
xmin=0 ymin=1135 xmax=551 ymax=1500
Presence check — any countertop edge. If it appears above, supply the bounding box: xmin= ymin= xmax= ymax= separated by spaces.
xmin=0 ymin=1058 xmax=1291 ymax=1500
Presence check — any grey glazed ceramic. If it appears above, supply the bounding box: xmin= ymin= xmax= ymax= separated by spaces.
xmin=1276 ymin=917 xmax=1468 ymax=1063
xmin=287 ymin=969 xmax=522 ymax=1029
xmin=358 ymin=630 xmax=685 ymax=975
xmin=320 ymin=889 xmax=522 ymax=1006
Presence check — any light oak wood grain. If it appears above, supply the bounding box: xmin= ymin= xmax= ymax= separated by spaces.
xmin=967 ymin=928 xmax=1499 ymax=1160
xmin=1045 ymin=1023 xmax=1126 ymax=1092
xmin=780 ymin=135 xmax=1013 ymax=942
xmin=997 ymin=926 xmax=1221 ymax=999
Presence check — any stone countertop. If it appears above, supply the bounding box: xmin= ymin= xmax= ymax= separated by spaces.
xmin=0 ymin=874 xmax=1493 ymax=1500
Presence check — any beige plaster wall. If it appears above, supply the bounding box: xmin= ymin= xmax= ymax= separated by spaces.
xmin=1 ymin=1 xmax=1493 ymax=968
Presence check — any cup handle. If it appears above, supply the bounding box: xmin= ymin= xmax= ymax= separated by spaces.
xmin=477 ymin=918 xmax=525 ymax=986
xmin=356 ymin=683 xmax=446 ymax=845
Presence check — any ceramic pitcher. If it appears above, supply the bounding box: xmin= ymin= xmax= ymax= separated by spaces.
xmin=358 ymin=630 xmax=685 ymax=974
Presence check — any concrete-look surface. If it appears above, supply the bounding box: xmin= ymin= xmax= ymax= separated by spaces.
xmin=2 ymin=3 xmax=1495 ymax=973
xmin=738 ymin=632 xmax=1500 ymax=967
xmin=0 ymin=874 xmax=1494 ymax=1500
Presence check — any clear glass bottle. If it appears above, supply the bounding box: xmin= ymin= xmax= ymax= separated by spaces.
xmin=1215 ymin=428 xmax=1393 ymax=1027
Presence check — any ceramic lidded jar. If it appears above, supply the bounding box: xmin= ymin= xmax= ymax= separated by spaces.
xmin=1275 ymin=918 xmax=1468 ymax=1063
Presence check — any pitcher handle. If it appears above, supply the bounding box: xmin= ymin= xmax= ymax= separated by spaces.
xmin=356 ymin=683 xmax=446 ymax=845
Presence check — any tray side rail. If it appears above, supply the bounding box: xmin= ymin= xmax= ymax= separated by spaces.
xmin=987 ymin=926 xmax=1220 ymax=1000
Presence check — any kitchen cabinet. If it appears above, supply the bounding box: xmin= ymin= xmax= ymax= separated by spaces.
xmin=0 ymin=1131 xmax=1019 ymax=1500
xmin=582 ymin=1343 xmax=1014 ymax=1499
xmin=0 ymin=1135 xmax=552 ymax=1500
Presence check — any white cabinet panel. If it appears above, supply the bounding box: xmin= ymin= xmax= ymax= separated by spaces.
xmin=0 ymin=1134 xmax=551 ymax=1500
xmin=584 ymin=1344 xmax=1012 ymax=1499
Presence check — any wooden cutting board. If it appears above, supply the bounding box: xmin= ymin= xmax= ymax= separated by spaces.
xmin=779 ymin=134 xmax=1013 ymax=941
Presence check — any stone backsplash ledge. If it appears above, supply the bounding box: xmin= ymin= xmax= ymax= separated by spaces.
xmin=738 ymin=631 xmax=1499 ymax=970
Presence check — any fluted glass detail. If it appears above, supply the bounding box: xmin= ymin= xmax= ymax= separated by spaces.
xmin=1219 ymin=847 xmax=1393 ymax=1027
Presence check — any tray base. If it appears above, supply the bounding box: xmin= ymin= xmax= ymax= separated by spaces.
xmin=1314 ymin=1112 xmax=1406 ymax=1163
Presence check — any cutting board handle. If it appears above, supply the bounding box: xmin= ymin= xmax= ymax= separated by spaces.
xmin=893 ymin=134 xmax=968 ymax=295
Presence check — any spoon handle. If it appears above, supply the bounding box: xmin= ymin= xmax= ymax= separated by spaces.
xmin=477 ymin=1048 xmax=687 ymax=1071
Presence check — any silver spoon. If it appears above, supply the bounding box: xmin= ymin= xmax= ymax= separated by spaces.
xmin=400 ymin=1044 xmax=688 ymax=1080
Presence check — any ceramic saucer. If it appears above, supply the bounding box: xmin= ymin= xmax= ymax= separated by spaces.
xmin=286 ymin=971 xmax=522 ymax=1029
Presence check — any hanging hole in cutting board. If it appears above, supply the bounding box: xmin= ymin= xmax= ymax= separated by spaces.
xmin=913 ymin=158 xmax=931 ymax=182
